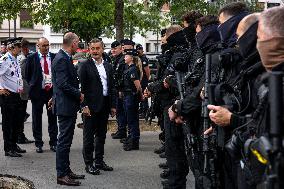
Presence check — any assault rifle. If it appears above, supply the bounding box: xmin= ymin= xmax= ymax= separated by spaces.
xmin=249 ymin=71 xmax=284 ymax=189
xmin=175 ymin=70 xmax=197 ymax=162
xmin=201 ymin=54 xmax=218 ymax=189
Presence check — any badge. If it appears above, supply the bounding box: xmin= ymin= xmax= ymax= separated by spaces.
xmin=17 ymin=78 xmax=24 ymax=93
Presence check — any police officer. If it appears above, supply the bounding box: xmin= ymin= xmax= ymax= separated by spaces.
xmin=110 ymin=40 xmax=128 ymax=140
xmin=0 ymin=42 xmax=7 ymax=58
xmin=136 ymin=44 xmax=150 ymax=118
xmin=122 ymin=49 xmax=142 ymax=151
xmin=0 ymin=37 xmax=27 ymax=157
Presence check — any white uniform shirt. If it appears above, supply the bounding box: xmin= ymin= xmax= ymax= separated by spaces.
xmin=0 ymin=52 xmax=23 ymax=93
xmin=93 ymin=58 xmax=108 ymax=96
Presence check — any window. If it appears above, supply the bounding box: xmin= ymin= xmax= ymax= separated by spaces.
xmin=154 ymin=43 xmax=159 ymax=53
xmin=146 ymin=43 xmax=151 ymax=52
xmin=50 ymin=43 xmax=63 ymax=50
xmin=20 ymin=9 xmax=33 ymax=29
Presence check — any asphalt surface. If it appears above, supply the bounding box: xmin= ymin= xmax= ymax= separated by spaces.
xmin=0 ymin=102 xmax=195 ymax=189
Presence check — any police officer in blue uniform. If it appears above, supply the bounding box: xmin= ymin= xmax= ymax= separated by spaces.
xmin=110 ymin=41 xmax=128 ymax=139
xmin=136 ymin=44 xmax=150 ymax=118
xmin=122 ymin=49 xmax=142 ymax=151
xmin=0 ymin=37 xmax=27 ymax=157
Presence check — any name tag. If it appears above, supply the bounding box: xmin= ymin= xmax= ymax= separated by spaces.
xmin=17 ymin=78 xmax=23 ymax=93
xmin=44 ymin=74 xmax=52 ymax=85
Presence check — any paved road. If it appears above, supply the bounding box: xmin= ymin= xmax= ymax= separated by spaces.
xmin=0 ymin=102 xmax=195 ymax=189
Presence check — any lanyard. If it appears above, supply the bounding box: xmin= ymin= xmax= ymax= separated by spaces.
xmin=8 ymin=53 xmax=20 ymax=77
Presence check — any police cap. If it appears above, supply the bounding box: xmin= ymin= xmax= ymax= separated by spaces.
xmin=111 ymin=41 xmax=121 ymax=48
xmin=121 ymin=39 xmax=135 ymax=46
xmin=124 ymin=49 xmax=138 ymax=56
xmin=136 ymin=44 xmax=143 ymax=50
xmin=6 ymin=37 xmax=23 ymax=46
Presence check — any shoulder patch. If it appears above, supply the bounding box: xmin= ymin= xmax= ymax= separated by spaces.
xmin=130 ymin=73 xmax=136 ymax=79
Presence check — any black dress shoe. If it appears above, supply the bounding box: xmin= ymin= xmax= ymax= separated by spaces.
xmin=57 ymin=175 xmax=81 ymax=186
xmin=154 ymin=145 xmax=165 ymax=154
xmin=50 ymin=146 xmax=57 ymax=152
xmin=85 ymin=165 xmax=100 ymax=175
xmin=5 ymin=151 xmax=22 ymax=157
xmin=159 ymin=152 xmax=166 ymax=158
xmin=69 ymin=171 xmax=85 ymax=179
xmin=158 ymin=162 xmax=168 ymax=169
xmin=17 ymin=137 xmax=34 ymax=144
xmin=160 ymin=169 xmax=170 ymax=179
xmin=111 ymin=131 xmax=118 ymax=137
xmin=95 ymin=161 xmax=113 ymax=171
xmin=16 ymin=145 xmax=26 ymax=153
xmin=36 ymin=147 xmax=43 ymax=153
xmin=111 ymin=131 xmax=127 ymax=139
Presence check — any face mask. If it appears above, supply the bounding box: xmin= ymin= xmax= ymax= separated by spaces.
xmin=256 ymin=37 xmax=284 ymax=71
xmin=218 ymin=12 xmax=249 ymax=47
xmin=195 ymin=24 xmax=220 ymax=53
xmin=236 ymin=22 xmax=258 ymax=58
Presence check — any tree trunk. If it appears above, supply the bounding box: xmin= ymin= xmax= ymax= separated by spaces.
xmin=115 ymin=0 xmax=124 ymax=41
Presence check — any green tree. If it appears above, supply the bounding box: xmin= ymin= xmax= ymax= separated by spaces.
xmin=115 ymin=0 xmax=124 ymax=41
xmin=123 ymin=0 xmax=166 ymax=40
xmin=33 ymin=0 xmax=115 ymax=42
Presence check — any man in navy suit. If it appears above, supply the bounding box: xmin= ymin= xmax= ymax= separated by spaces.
xmin=25 ymin=37 xmax=58 ymax=153
xmin=79 ymin=39 xmax=116 ymax=175
xmin=52 ymin=32 xmax=85 ymax=186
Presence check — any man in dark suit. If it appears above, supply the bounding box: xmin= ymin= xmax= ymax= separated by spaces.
xmin=52 ymin=32 xmax=85 ymax=186
xmin=25 ymin=37 xmax=58 ymax=153
xmin=79 ymin=38 xmax=116 ymax=175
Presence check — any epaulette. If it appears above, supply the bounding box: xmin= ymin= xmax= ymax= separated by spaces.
xmin=0 ymin=54 xmax=8 ymax=61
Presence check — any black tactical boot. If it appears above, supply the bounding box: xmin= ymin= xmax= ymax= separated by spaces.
xmin=158 ymin=162 xmax=168 ymax=169
xmin=160 ymin=169 xmax=170 ymax=179
xmin=154 ymin=145 xmax=165 ymax=154
xmin=123 ymin=138 xmax=139 ymax=151
xmin=120 ymin=135 xmax=131 ymax=144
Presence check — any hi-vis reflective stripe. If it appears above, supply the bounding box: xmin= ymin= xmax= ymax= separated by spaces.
xmin=251 ymin=149 xmax=268 ymax=165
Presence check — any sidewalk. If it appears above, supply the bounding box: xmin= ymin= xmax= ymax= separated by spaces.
xmin=0 ymin=102 xmax=195 ymax=189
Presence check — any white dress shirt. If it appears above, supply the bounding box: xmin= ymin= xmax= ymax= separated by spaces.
xmin=38 ymin=52 xmax=52 ymax=89
xmin=93 ymin=58 xmax=108 ymax=96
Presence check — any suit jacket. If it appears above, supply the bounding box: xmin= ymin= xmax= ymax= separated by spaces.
xmin=79 ymin=58 xmax=116 ymax=113
xmin=25 ymin=52 xmax=56 ymax=100
xmin=18 ymin=54 xmax=29 ymax=100
xmin=51 ymin=49 xmax=81 ymax=116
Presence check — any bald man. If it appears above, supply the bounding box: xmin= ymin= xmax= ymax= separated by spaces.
xmin=52 ymin=32 xmax=85 ymax=186
xmin=206 ymin=13 xmax=266 ymax=189
xmin=25 ymin=37 xmax=58 ymax=153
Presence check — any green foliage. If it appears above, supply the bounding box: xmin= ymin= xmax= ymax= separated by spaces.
xmin=20 ymin=20 xmax=33 ymax=28
xmin=33 ymin=0 xmax=115 ymax=42
xmin=0 ymin=0 xmax=265 ymax=42
xmin=123 ymin=0 xmax=166 ymax=39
